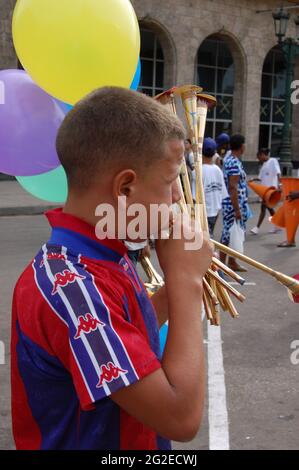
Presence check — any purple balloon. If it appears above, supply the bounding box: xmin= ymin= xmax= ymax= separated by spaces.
xmin=0 ymin=70 xmax=64 ymax=176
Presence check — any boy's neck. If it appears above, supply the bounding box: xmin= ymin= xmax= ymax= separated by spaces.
xmin=203 ymin=156 xmax=213 ymax=165
xmin=63 ymin=191 xmax=110 ymax=228
xmin=63 ymin=201 xmax=97 ymax=227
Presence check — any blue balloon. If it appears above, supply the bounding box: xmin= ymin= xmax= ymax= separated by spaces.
xmin=55 ymin=99 xmax=73 ymax=114
xmin=159 ymin=323 xmax=168 ymax=354
xmin=130 ymin=59 xmax=141 ymax=91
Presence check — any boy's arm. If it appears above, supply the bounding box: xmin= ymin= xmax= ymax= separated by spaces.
xmin=151 ymin=286 xmax=168 ymax=327
xmin=111 ymin=219 xmax=213 ymax=442
xmin=272 ymin=159 xmax=282 ymax=187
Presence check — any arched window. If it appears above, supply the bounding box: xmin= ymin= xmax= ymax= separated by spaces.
xmin=197 ymin=36 xmax=234 ymax=138
xmin=259 ymin=46 xmax=287 ymax=155
xmin=139 ymin=28 xmax=164 ymax=97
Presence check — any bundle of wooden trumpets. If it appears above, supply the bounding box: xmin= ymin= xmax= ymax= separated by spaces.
xmin=140 ymin=84 xmax=299 ymax=325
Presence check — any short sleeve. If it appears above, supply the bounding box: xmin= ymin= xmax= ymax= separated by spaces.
xmin=43 ymin=268 xmax=161 ymax=411
xmin=225 ymin=157 xmax=241 ymax=177
xmin=274 ymin=158 xmax=281 ymax=175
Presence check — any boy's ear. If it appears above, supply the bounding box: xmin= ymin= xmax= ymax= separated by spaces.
xmin=112 ymin=169 xmax=138 ymax=200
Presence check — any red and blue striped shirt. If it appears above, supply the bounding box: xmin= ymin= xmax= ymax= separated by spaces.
xmin=11 ymin=208 xmax=170 ymax=450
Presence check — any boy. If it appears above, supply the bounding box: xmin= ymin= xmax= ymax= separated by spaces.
xmin=202 ymin=137 xmax=228 ymax=237
xmin=250 ymin=148 xmax=281 ymax=235
xmin=11 ymin=87 xmax=213 ymax=450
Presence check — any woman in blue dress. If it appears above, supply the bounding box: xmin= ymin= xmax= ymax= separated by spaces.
xmin=220 ymin=134 xmax=249 ymax=272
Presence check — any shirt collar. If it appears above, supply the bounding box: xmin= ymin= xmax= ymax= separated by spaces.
xmin=45 ymin=208 xmax=127 ymax=262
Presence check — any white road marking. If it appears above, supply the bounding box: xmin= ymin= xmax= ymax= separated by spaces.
xmin=169 ymin=303 xmax=229 ymax=449
xmin=229 ymin=282 xmax=256 ymax=286
xmin=207 ymin=322 xmax=230 ymax=450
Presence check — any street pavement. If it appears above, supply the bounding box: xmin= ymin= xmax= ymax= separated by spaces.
xmin=0 ymin=181 xmax=56 ymax=216
xmin=0 ymin=202 xmax=298 ymax=450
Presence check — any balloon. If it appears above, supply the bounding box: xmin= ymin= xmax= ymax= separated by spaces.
xmin=0 ymin=69 xmax=64 ymax=176
xmin=16 ymin=165 xmax=68 ymax=203
xmin=55 ymin=99 xmax=73 ymax=115
xmin=130 ymin=59 xmax=141 ymax=91
xmin=13 ymin=0 xmax=140 ymax=104
xmin=159 ymin=323 xmax=168 ymax=354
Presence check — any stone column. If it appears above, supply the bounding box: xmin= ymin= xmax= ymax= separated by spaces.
xmin=0 ymin=0 xmax=18 ymax=70
xmin=240 ymin=55 xmax=264 ymax=163
xmin=291 ymin=56 xmax=299 ymax=165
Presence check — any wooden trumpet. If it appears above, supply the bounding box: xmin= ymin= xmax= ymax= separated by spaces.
xmin=140 ymin=255 xmax=164 ymax=295
xmin=175 ymin=85 xmax=241 ymax=323
xmin=212 ymin=240 xmax=299 ymax=295
xmin=174 ymin=85 xmax=208 ymax=227
xmin=149 ymin=84 xmax=299 ymax=324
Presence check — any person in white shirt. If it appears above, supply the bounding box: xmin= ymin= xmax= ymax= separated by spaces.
xmin=250 ymin=148 xmax=281 ymax=235
xmin=202 ymin=137 xmax=229 ymax=237
xmin=184 ymin=139 xmax=196 ymax=200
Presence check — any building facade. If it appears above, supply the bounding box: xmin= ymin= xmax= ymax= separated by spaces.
xmin=1 ymin=0 xmax=299 ymax=171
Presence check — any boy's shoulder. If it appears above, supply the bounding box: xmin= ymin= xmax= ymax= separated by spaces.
xmin=211 ymin=163 xmax=223 ymax=174
xmin=268 ymin=157 xmax=280 ymax=167
xmin=204 ymin=163 xmax=220 ymax=173
xmin=13 ymin=244 xmax=132 ymax=324
xmin=224 ymin=154 xmax=240 ymax=170
xmin=13 ymin=244 xmax=141 ymax=358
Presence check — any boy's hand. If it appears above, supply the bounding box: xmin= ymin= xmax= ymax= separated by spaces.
xmin=111 ymin=217 xmax=211 ymax=443
xmin=155 ymin=214 xmax=214 ymax=284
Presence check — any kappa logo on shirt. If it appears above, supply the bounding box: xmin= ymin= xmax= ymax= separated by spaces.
xmin=96 ymin=362 xmax=128 ymax=388
xmin=52 ymin=269 xmax=85 ymax=295
xmin=40 ymin=253 xmax=67 ymax=267
xmin=74 ymin=313 xmax=104 ymax=339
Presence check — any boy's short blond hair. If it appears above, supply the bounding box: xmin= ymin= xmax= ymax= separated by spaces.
xmin=56 ymin=87 xmax=185 ymax=190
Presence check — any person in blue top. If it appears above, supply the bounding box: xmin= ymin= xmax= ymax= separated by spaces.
xmin=220 ymin=134 xmax=249 ymax=272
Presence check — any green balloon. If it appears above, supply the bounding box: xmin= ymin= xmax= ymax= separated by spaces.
xmin=16 ymin=165 xmax=68 ymax=203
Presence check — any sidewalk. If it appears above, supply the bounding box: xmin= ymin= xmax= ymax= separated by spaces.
xmin=0 ymin=180 xmax=58 ymax=217
xmin=0 ymin=179 xmax=260 ymax=217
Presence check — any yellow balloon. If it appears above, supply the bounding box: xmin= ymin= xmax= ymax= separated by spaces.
xmin=12 ymin=0 xmax=140 ymax=104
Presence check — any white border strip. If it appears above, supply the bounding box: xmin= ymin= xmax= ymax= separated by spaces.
xmin=41 ymin=245 xmax=110 ymax=396
xmin=207 ymin=322 xmax=230 ymax=450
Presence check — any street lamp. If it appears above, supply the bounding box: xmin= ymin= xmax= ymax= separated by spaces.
xmin=295 ymin=15 xmax=299 ymax=41
xmin=272 ymin=8 xmax=290 ymax=43
xmin=271 ymin=7 xmax=299 ymax=175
